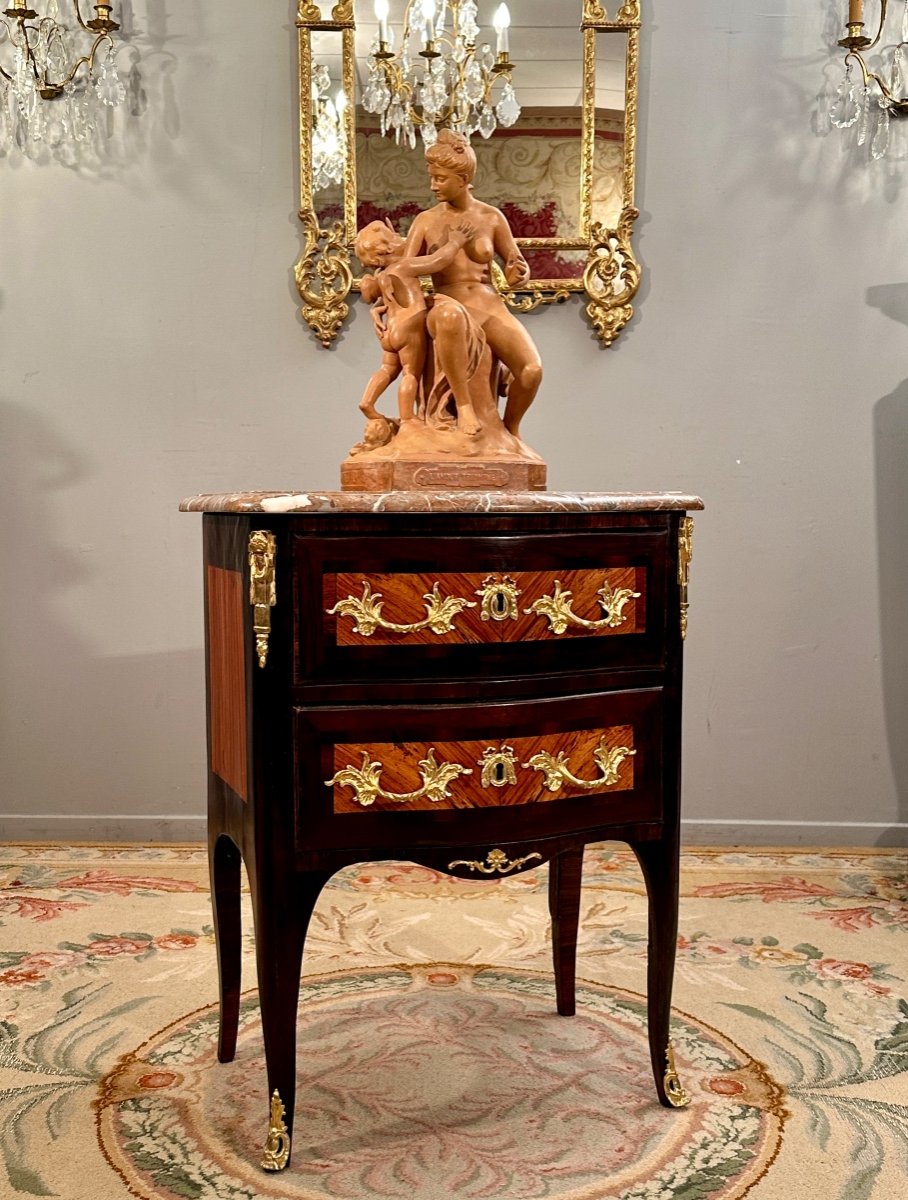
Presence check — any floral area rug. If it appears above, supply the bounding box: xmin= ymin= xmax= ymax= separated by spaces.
xmin=1 ymin=844 xmax=906 ymax=1200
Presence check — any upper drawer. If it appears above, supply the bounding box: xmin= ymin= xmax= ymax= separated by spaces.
xmin=292 ymin=530 xmax=670 ymax=685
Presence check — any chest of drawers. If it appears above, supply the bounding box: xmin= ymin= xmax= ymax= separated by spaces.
xmin=181 ymin=489 xmax=703 ymax=1171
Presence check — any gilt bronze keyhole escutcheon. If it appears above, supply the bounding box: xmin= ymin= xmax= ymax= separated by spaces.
xmin=476 ymin=575 xmax=522 ymax=622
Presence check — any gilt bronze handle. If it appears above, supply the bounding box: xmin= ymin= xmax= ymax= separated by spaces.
xmin=523 ymin=737 xmax=636 ymax=792
xmin=327 ymin=581 xmax=476 ymax=637
xmin=326 ymin=748 xmax=473 ymax=808
xmin=524 ymin=578 xmax=640 ymax=635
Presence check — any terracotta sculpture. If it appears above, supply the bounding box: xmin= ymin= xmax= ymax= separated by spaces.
xmin=342 ymin=130 xmax=546 ymax=492
xmin=355 ymin=219 xmax=480 ymax=434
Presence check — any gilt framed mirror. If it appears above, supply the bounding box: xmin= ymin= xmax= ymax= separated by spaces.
xmin=294 ymin=2 xmax=641 ymax=348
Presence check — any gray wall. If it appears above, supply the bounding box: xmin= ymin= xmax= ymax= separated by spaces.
xmin=2 ymin=1 xmax=906 ymax=845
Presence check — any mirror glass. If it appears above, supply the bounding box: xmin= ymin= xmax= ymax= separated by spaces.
xmin=311 ymin=28 xmax=347 ymax=227
xmin=294 ymin=2 xmax=642 ymax=347
xmin=593 ymin=30 xmax=628 ymax=234
xmin=350 ymin=2 xmax=626 ymax=286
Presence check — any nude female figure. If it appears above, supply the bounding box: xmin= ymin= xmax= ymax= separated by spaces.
xmin=402 ymin=129 xmax=542 ymax=439
xmin=355 ymin=219 xmax=481 ymax=434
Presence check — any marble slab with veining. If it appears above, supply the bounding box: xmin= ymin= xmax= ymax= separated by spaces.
xmin=179 ymin=491 xmax=705 ymax=515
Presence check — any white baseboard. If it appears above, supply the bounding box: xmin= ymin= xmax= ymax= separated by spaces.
xmin=680 ymin=819 xmax=908 ymax=848
xmin=0 ymin=815 xmax=208 ymax=843
xmin=0 ymin=814 xmax=905 ymax=848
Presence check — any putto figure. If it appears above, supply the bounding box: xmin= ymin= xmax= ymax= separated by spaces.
xmin=345 ymin=130 xmax=545 ymax=492
xmin=354 ymin=219 xmax=480 ymax=435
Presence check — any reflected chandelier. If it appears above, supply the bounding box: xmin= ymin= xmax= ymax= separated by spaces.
xmin=829 ymin=0 xmax=908 ymax=157
xmin=363 ymin=0 xmax=520 ymax=148
xmin=1 ymin=0 xmax=124 ymax=155
xmin=312 ymin=62 xmax=346 ymax=190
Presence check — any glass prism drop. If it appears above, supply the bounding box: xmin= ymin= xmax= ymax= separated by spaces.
xmin=871 ymin=100 xmax=890 ymax=159
xmin=47 ymin=32 xmax=68 ymax=82
xmin=14 ymin=107 xmax=28 ymax=151
xmin=462 ymin=60 xmax=484 ymax=104
xmin=30 ymin=102 xmax=44 ymax=141
xmin=829 ymin=69 xmax=858 ymax=128
xmin=496 ymin=82 xmax=520 ymax=127
xmin=856 ymin=85 xmax=871 ymax=146
xmin=374 ymin=75 xmax=391 ymax=113
xmin=478 ymin=103 xmax=496 ymax=138
xmin=96 ymin=60 xmax=126 ymax=108
xmin=891 ymin=46 xmax=904 ymax=100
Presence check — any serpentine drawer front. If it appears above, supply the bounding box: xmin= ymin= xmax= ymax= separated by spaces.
xmin=294 ymin=688 xmax=663 ymax=851
xmin=294 ymin=529 xmax=669 ymax=684
xmin=327 ymin=566 xmax=644 ymax=644
xmin=327 ymin=726 xmax=637 ymax=812
xmin=182 ymin=491 xmax=703 ymax=1173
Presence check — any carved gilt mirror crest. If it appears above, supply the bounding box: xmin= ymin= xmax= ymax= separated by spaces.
xmin=295 ymin=1 xmax=641 ymax=349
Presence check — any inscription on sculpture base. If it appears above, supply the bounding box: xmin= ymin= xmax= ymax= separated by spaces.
xmin=341 ymin=456 xmax=547 ymax=493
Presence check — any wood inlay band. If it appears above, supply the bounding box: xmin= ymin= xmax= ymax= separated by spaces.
xmin=207 ymin=566 xmax=248 ymax=802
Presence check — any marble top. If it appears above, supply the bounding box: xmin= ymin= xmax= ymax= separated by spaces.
xmin=179 ymin=490 xmax=704 ymax=515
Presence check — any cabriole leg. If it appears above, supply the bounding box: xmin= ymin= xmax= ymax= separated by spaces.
xmin=210 ymin=833 xmax=242 ymax=1063
xmin=630 ymin=833 xmax=690 ymax=1108
xmin=250 ymin=868 xmax=331 ymax=1170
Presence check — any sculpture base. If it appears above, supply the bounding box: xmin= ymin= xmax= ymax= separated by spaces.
xmin=341 ymin=397 xmax=546 ymax=494
xmin=341 ymin=456 xmax=547 ymax=493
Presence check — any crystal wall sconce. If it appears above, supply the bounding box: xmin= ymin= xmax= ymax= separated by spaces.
xmin=1 ymin=0 xmax=126 ymax=156
xmin=828 ymin=0 xmax=908 ymax=158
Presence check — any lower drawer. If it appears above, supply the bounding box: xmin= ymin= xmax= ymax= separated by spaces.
xmin=293 ymin=689 xmax=664 ymax=851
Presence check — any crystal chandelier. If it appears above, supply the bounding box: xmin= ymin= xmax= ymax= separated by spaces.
xmin=828 ymin=0 xmax=908 ymax=158
xmin=362 ymin=0 xmax=520 ymax=148
xmin=1 ymin=0 xmax=125 ymax=156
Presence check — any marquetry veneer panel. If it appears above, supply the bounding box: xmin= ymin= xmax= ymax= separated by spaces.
xmin=325 ymin=567 xmax=645 ymax=647
xmin=327 ymin=725 xmax=636 ymax=814
xmin=207 ymin=565 xmax=248 ymax=802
